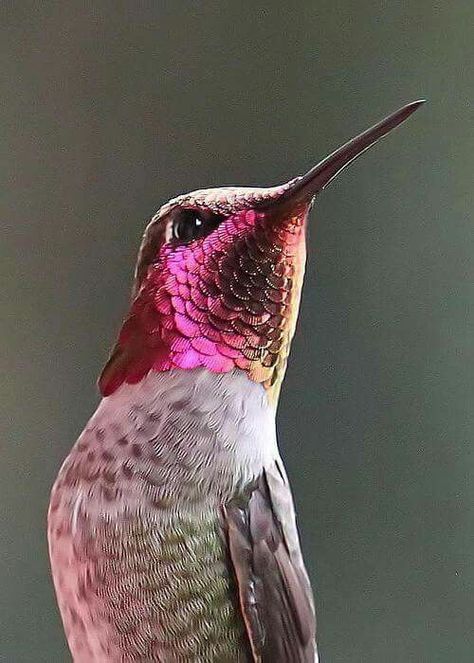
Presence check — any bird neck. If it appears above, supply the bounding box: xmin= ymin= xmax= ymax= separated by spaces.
xmin=71 ymin=368 xmax=279 ymax=510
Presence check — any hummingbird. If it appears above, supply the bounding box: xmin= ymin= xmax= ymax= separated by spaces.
xmin=48 ymin=100 xmax=424 ymax=662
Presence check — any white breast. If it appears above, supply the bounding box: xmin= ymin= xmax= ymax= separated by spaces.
xmin=101 ymin=367 xmax=276 ymax=470
xmin=52 ymin=368 xmax=280 ymax=521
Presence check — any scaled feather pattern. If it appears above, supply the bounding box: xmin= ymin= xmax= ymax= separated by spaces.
xmin=100 ymin=204 xmax=307 ymax=399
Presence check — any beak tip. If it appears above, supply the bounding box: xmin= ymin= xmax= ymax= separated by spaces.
xmin=405 ymin=98 xmax=427 ymax=112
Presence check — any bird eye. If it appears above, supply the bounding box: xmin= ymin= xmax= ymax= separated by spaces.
xmin=170 ymin=209 xmax=222 ymax=244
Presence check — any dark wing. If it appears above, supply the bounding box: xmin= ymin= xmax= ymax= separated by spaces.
xmin=223 ymin=460 xmax=317 ymax=662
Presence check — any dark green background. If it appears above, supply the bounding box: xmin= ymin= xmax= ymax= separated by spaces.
xmin=1 ymin=2 xmax=473 ymax=661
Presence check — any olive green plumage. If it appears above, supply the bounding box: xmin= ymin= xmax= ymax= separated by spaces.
xmin=91 ymin=512 xmax=247 ymax=661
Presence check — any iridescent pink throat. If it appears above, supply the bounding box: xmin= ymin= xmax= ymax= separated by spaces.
xmin=99 ymin=205 xmax=307 ymax=397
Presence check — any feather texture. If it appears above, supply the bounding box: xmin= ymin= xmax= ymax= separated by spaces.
xmin=224 ymin=468 xmax=317 ymax=662
xmin=49 ymin=370 xmax=292 ymax=661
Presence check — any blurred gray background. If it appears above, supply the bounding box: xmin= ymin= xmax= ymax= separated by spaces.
xmin=1 ymin=2 xmax=473 ymax=661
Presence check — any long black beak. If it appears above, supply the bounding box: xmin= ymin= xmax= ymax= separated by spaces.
xmin=276 ymin=100 xmax=425 ymax=206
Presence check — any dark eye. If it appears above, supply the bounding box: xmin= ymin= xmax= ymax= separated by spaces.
xmin=171 ymin=209 xmax=222 ymax=244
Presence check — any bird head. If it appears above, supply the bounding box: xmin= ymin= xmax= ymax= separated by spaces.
xmin=99 ymin=101 xmax=424 ymax=404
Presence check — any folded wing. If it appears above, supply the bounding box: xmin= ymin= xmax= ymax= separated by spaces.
xmin=223 ymin=462 xmax=317 ymax=662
